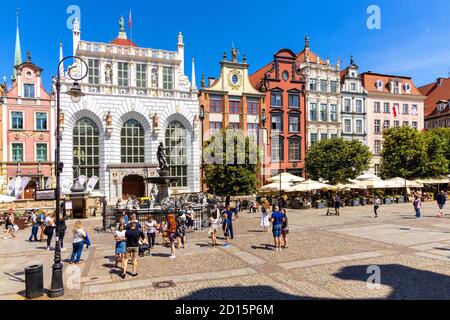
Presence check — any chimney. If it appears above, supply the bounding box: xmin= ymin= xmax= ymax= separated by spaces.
xmin=437 ymin=78 xmax=444 ymax=86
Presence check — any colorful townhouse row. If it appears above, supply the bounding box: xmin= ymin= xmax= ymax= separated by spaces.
xmin=1 ymin=14 xmax=449 ymax=201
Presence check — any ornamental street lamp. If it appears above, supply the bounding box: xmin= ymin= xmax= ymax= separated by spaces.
xmin=199 ymin=106 xmax=206 ymax=192
xmin=48 ymin=56 xmax=88 ymax=298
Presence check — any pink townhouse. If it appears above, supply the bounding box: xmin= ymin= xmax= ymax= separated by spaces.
xmin=2 ymin=51 xmax=56 ymax=198
xmin=361 ymin=72 xmax=425 ymax=177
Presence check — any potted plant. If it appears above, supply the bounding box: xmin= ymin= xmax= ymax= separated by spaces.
xmin=352 ymin=198 xmax=361 ymax=206
xmin=14 ymin=212 xmax=27 ymax=230
xmin=394 ymin=195 xmax=405 ymax=203
xmin=384 ymin=196 xmax=393 ymax=205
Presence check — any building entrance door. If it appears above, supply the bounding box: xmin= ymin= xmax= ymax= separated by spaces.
xmin=24 ymin=181 xmax=38 ymax=200
xmin=122 ymin=175 xmax=145 ymax=199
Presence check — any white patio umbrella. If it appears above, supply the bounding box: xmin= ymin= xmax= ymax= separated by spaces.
xmin=0 ymin=195 xmax=15 ymax=203
xmin=335 ymin=182 xmax=368 ymax=190
xmin=267 ymin=172 xmax=305 ymax=183
xmin=260 ymin=182 xmax=293 ymax=192
xmin=385 ymin=177 xmax=423 ymax=188
xmin=415 ymin=177 xmax=450 ymax=184
xmin=286 ymin=180 xmax=336 ymax=193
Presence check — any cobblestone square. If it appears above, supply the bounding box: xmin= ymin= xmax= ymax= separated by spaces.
xmin=1 ymin=202 xmax=450 ymax=300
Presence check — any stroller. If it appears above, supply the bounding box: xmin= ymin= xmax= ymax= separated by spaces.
xmin=138 ymin=239 xmax=151 ymax=257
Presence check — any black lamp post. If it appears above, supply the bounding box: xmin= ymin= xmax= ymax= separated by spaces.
xmin=199 ymin=106 xmax=206 ymax=192
xmin=48 ymin=56 xmax=88 ymax=298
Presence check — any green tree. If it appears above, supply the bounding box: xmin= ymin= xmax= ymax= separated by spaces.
xmin=422 ymin=128 xmax=450 ymax=177
xmin=380 ymin=126 xmax=426 ymax=179
xmin=305 ymin=138 xmax=371 ymax=184
xmin=203 ymin=129 xmax=259 ymax=204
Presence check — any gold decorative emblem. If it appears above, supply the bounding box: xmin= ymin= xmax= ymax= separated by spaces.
xmin=228 ymin=70 xmax=242 ymax=90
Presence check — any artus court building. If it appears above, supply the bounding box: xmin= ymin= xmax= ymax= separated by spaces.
xmin=59 ymin=18 xmax=200 ymax=201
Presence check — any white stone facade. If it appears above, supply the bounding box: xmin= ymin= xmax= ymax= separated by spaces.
xmin=299 ymin=57 xmax=342 ymax=146
xmin=340 ymin=60 xmax=368 ymax=145
xmin=59 ymin=18 xmax=200 ymax=202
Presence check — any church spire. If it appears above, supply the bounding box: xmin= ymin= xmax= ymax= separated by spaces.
xmin=12 ymin=8 xmax=22 ymax=80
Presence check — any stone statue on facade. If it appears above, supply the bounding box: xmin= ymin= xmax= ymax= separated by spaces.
xmin=152 ymin=113 xmax=158 ymax=128
xmin=106 ymin=111 xmax=112 ymax=127
xmin=119 ymin=16 xmax=125 ymax=32
xmin=193 ymin=114 xmax=199 ymax=129
xmin=151 ymin=68 xmax=158 ymax=88
xmin=59 ymin=112 xmax=65 ymax=127
xmin=105 ymin=64 xmax=112 ymax=85
xmin=157 ymin=142 xmax=169 ymax=171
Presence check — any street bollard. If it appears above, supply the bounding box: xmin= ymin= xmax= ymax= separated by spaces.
xmin=25 ymin=264 xmax=44 ymax=299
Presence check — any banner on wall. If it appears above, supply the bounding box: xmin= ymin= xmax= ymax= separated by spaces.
xmin=45 ymin=177 xmax=53 ymax=189
xmin=7 ymin=177 xmax=16 ymax=196
xmin=86 ymin=176 xmax=99 ymax=193
xmin=15 ymin=177 xmax=31 ymax=200
xmin=13 ymin=177 xmax=22 ymax=198
xmin=77 ymin=175 xmax=87 ymax=187
xmin=61 ymin=178 xmax=73 ymax=194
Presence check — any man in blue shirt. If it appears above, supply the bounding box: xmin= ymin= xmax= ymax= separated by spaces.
xmin=436 ymin=190 xmax=447 ymax=218
xmin=270 ymin=206 xmax=285 ymax=251
xmin=222 ymin=205 xmax=234 ymax=239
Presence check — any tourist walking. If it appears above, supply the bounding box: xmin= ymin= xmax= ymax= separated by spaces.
xmin=208 ymin=209 xmax=219 ymax=246
xmin=374 ymin=197 xmax=381 ymax=218
xmin=114 ymin=223 xmax=126 ymax=269
xmin=413 ymin=194 xmax=422 ymax=219
xmin=222 ymin=212 xmax=231 ymax=248
xmin=44 ymin=212 xmax=55 ymax=250
xmin=176 ymin=211 xmax=187 ymax=249
xmin=436 ymin=190 xmax=447 ymax=218
xmin=121 ymin=221 xmax=144 ymax=279
xmin=4 ymin=209 xmax=16 ymax=239
xmin=260 ymin=204 xmax=270 ymax=232
xmin=167 ymin=214 xmax=177 ymax=259
xmin=56 ymin=212 xmax=68 ymax=251
xmin=281 ymin=209 xmax=289 ymax=249
xmin=235 ymin=200 xmax=241 ymax=221
xmin=37 ymin=211 xmax=46 ymax=242
xmin=70 ymin=221 xmax=86 ymax=264
xmin=223 ymin=205 xmax=234 ymax=239
xmin=334 ymin=194 xmax=341 ymax=216
xmin=186 ymin=206 xmax=196 ymax=232
xmin=126 ymin=214 xmax=141 ymax=231
xmin=270 ymin=206 xmax=285 ymax=251
xmin=28 ymin=210 xmax=39 ymax=242
xmin=144 ymin=216 xmax=158 ymax=248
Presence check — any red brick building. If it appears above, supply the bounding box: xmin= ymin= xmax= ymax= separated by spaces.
xmin=250 ymin=49 xmax=306 ymax=183
xmin=419 ymin=77 xmax=450 ymax=129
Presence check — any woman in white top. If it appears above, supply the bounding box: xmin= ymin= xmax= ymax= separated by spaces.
xmin=260 ymin=205 xmax=270 ymax=232
xmin=114 ymin=223 xmax=126 ymax=268
xmin=70 ymin=221 xmax=86 ymax=264
xmin=144 ymin=216 xmax=158 ymax=248
xmin=208 ymin=210 xmax=219 ymax=246
xmin=44 ymin=213 xmax=56 ymax=250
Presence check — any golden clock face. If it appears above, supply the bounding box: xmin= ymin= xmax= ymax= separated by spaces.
xmin=228 ymin=70 xmax=241 ymax=90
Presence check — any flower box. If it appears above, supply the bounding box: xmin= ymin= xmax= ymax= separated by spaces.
xmin=352 ymin=199 xmax=360 ymax=207
xmin=396 ymin=196 xmax=405 ymax=204
xmin=384 ymin=198 xmax=393 ymax=205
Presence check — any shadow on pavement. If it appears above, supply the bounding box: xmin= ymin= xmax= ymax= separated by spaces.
xmin=334 ymin=264 xmax=450 ymax=300
xmin=251 ymin=244 xmax=274 ymax=251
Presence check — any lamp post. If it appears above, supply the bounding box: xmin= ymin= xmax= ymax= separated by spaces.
xmin=199 ymin=106 xmax=206 ymax=193
xmin=48 ymin=56 xmax=88 ymax=298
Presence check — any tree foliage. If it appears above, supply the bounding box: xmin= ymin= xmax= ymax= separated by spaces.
xmin=203 ymin=129 xmax=259 ymax=198
xmin=380 ymin=126 xmax=449 ymax=179
xmin=305 ymin=138 xmax=372 ymax=184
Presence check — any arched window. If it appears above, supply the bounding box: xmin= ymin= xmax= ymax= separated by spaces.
xmin=73 ymin=118 xmax=100 ymax=188
xmin=165 ymin=121 xmax=187 ymax=187
xmin=121 ymin=119 xmax=145 ymax=163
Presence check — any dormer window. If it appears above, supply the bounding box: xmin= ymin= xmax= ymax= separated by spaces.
xmin=437 ymin=102 xmax=447 ymax=112
xmin=393 ymin=81 xmax=400 ymax=94
xmin=23 ymin=83 xmax=35 ymax=98
xmin=404 ymin=83 xmax=412 ymax=94
xmin=375 ymin=80 xmax=383 ymax=91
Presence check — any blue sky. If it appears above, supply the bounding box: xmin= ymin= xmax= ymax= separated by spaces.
xmin=1 ymin=0 xmax=450 ymax=91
